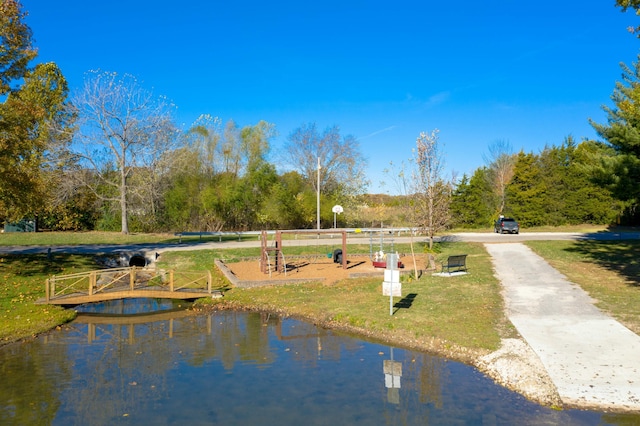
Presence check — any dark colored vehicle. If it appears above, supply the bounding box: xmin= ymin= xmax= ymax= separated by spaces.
xmin=494 ymin=217 xmax=519 ymax=234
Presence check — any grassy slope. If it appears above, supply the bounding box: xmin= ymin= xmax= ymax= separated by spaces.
xmin=3 ymin=232 xmax=639 ymax=367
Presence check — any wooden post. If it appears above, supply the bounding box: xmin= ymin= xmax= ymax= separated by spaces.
xmin=342 ymin=230 xmax=347 ymax=269
xmin=45 ymin=278 xmax=50 ymax=302
xmin=207 ymin=270 xmax=212 ymax=293
xmin=276 ymin=231 xmax=283 ymax=272
xmin=260 ymin=230 xmax=267 ymax=273
xmin=130 ymin=267 xmax=135 ymax=291
xmin=169 ymin=270 xmax=174 ymax=292
xmin=89 ymin=271 xmax=96 ymax=295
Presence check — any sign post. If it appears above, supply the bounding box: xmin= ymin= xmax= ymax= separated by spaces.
xmin=382 ymin=253 xmax=401 ymax=315
xmin=332 ymin=205 xmax=343 ymax=228
xmin=384 ymin=347 xmax=402 ymax=404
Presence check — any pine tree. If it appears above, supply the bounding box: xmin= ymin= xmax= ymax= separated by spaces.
xmin=590 ymin=57 xmax=640 ymax=222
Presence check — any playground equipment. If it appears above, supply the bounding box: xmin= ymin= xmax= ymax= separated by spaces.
xmin=260 ymin=231 xmax=288 ymax=277
xmin=369 ymin=229 xmax=404 ymax=269
xmin=260 ymin=230 xmax=348 ymax=275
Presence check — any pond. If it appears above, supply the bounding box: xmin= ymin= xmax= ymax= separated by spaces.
xmin=0 ymin=307 xmax=636 ymax=425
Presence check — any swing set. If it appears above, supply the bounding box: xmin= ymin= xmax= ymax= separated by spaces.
xmin=369 ymin=229 xmax=404 ymax=269
xmin=260 ymin=230 xmax=348 ymax=275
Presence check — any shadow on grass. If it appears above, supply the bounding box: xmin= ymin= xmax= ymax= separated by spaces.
xmin=393 ymin=293 xmax=417 ymax=314
xmin=0 ymin=253 xmax=98 ymax=277
xmin=565 ymin=239 xmax=640 ymax=286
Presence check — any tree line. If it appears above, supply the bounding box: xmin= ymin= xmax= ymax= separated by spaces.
xmin=3 ymin=0 xmax=640 ymax=234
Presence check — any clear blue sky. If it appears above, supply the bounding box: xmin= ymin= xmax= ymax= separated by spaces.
xmin=25 ymin=1 xmax=639 ymax=193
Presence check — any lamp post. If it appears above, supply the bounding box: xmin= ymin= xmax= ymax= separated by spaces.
xmin=317 ymin=157 xmax=321 ymax=231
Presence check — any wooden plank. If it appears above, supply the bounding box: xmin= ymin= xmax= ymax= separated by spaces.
xmin=45 ymin=289 xmax=212 ymax=305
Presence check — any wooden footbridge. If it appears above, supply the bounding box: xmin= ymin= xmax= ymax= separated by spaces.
xmin=41 ymin=267 xmax=221 ymax=305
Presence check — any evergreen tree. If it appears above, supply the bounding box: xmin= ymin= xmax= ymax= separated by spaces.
xmin=505 ymin=152 xmax=547 ymax=227
xmin=590 ymin=57 xmax=640 ymax=223
xmin=450 ymin=169 xmax=494 ymax=228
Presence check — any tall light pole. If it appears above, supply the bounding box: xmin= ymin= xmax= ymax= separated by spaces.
xmin=316 ymin=157 xmax=321 ymax=231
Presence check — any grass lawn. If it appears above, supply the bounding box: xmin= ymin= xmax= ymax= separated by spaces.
xmin=0 ymin=254 xmax=94 ymax=343
xmin=163 ymin=241 xmax=512 ymax=361
xmin=2 ymin=232 xmax=640 ymax=368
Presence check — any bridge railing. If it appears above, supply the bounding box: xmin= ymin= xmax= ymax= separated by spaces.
xmin=45 ymin=267 xmax=214 ymax=302
xmin=147 ymin=270 xmax=213 ymax=293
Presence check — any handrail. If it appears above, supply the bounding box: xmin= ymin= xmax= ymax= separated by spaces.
xmin=45 ymin=266 xmax=215 ymax=303
xmin=174 ymin=227 xmax=419 ymax=242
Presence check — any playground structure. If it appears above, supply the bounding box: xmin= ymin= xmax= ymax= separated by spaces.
xmin=260 ymin=230 xmax=348 ymax=275
xmin=369 ymin=229 xmax=404 ymax=269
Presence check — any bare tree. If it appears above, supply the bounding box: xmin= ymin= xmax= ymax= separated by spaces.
xmin=383 ymin=160 xmax=422 ymax=277
xmin=187 ymin=114 xmax=223 ymax=178
xmin=412 ymin=129 xmax=453 ymax=252
xmin=381 ymin=130 xmax=452 ymax=273
xmin=69 ymin=71 xmax=178 ymax=234
xmin=483 ymin=140 xmax=516 ymax=215
xmin=283 ymin=123 xmax=368 ymax=196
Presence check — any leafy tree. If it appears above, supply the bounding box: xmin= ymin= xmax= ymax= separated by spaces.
xmin=69 ymin=71 xmax=178 ymax=234
xmin=162 ymin=146 xmax=206 ymax=231
xmin=0 ymin=61 xmax=71 ymax=221
xmin=38 ymin=170 xmax=98 ymax=230
xmin=0 ymin=2 xmax=72 ymax=222
xmin=187 ymin=114 xmax=223 ymax=177
xmin=502 ymin=141 xmax=620 ymax=227
xmin=616 ymin=0 xmax=640 ymax=35
xmin=450 ymin=169 xmax=494 ymax=228
xmin=0 ymin=0 xmax=35 ymax=95
xmin=261 ymin=171 xmax=317 ymax=229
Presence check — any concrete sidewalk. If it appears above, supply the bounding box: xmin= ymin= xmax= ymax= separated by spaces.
xmin=485 ymin=243 xmax=640 ymax=411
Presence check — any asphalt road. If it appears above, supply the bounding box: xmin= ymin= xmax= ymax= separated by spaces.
xmin=1 ymin=231 xmax=639 ymax=256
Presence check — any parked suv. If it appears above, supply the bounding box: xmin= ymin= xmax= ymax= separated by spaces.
xmin=494 ymin=217 xmax=519 ymax=234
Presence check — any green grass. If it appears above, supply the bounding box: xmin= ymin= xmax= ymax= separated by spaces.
xmin=180 ymin=241 xmax=511 ymax=360
xmin=0 ymin=231 xmax=177 ymax=246
xmin=526 ymin=240 xmax=640 ymax=334
xmin=5 ymin=232 xmax=640 ymax=368
xmin=0 ymin=230 xmax=266 ymax=246
xmin=0 ymin=253 xmax=95 ymax=343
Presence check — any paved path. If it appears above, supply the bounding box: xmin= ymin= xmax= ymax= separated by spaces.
xmin=0 ymin=231 xmax=636 ymax=256
xmin=485 ymin=243 xmax=640 ymax=411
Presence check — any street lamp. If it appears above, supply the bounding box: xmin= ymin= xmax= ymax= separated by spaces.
xmin=317 ymin=157 xmax=321 ymax=231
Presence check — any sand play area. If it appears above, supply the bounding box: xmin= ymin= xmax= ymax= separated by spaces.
xmin=221 ymin=254 xmax=428 ymax=286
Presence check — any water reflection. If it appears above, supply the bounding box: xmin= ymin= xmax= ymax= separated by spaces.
xmin=73 ymin=298 xmax=189 ymax=315
xmin=0 ymin=311 xmax=637 ymax=425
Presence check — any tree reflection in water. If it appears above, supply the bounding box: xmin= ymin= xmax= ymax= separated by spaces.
xmin=0 ymin=311 xmax=633 ymax=425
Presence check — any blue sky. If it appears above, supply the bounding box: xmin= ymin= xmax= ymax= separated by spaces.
xmin=25 ymin=1 xmax=639 ymax=193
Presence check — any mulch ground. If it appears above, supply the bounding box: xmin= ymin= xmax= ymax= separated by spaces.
xmin=225 ymin=254 xmax=426 ymax=285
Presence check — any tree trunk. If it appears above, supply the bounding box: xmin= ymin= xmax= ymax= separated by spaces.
xmin=120 ymin=169 xmax=129 ymax=234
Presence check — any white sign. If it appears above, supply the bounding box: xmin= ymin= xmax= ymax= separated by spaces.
xmin=382 ymin=281 xmax=401 ymax=297
xmin=332 ymin=205 xmax=343 ymax=214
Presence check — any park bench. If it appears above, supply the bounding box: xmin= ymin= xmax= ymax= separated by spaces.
xmin=441 ymin=254 xmax=467 ymax=274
